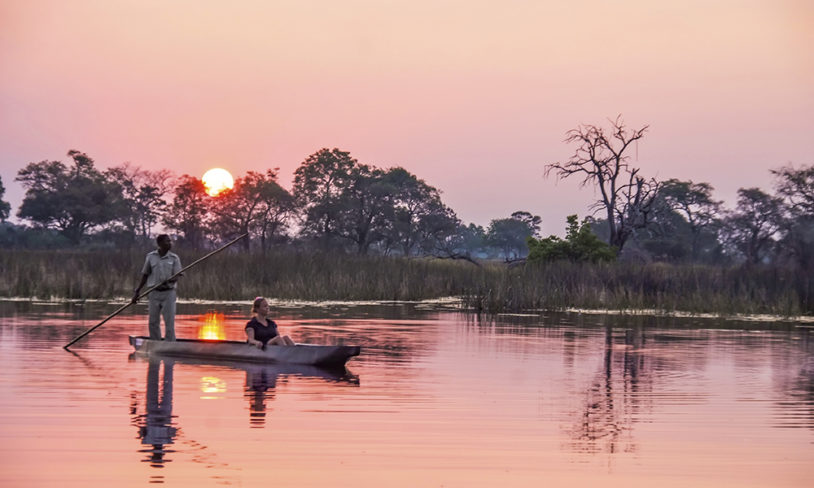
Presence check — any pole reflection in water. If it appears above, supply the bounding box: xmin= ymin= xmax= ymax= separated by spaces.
xmin=131 ymin=358 xmax=179 ymax=478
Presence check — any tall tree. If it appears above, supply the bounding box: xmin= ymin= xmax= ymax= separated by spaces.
xmin=162 ymin=175 xmax=210 ymax=249
xmin=15 ymin=150 xmax=125 ymax=244
xmin=292 ymin=148 xmax=357 ymax=247
xmin=455 ymin=223 xmax=487 ymax=258
xmin=0 ymin=175 xmax=10 ymax=222
xmin=510 ymin=211 xmax=542 ymax=238
xmin=772 ymin=164 xmax=814 ymax=216
xmin=210 ymin=169 xmax=293 ymax=250
xmin=251 ymin=170 xmax=295 ymax=251
xmin=333 ymin=164 xmax=398 ymax=254
xmin=106 ymin=163 xmax=174 ymax=239
xmin=722 ymin=188 xmax=784 ymax=265
xmin=380 ymin=167 xmax=448 ymax=256
xmin=417 ymin=205 xmax=472 ymax=262
xmin=655 ymin=179 xmax=722 ymax=260
xmin=546 ymin=116 xmax=659 ymax=251
xmin=771 ymin=164 xmax=814 ymax=269
xmin=485 ymin=211 xmax=542 ymax=260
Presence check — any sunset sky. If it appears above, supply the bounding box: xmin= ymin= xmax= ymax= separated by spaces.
xmin=1 ymin=0 xmax=812 ymax=235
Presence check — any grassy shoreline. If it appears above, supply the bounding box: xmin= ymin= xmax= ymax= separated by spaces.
xmin=3 ymin=296 xmax=812 ymax=324
xmin=1 ymin=249 xmax=811 ymax=316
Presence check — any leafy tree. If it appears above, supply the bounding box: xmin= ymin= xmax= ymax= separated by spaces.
xmin=510 ymin=211 xmax=541 ymax=238
xmin=162 ymin=175 xmax=210 ymax=249
xmin=527 ymin=215 xmax=616 ymax=263
xmin=456 ymin=223 xmax=487 ymax=257
xmin=380 ymin=167 xmax=450 ymax=256
xmin=546 ymin=116 xmax=659 ymax=251
xmin=721 ymin=188 xmax=784 ymax=265
xmin=772 ymin=164 xmax=814 ymax=269
xmin=209 ymin=170 xmax=292 ymax=250
xmin=292 ymin=148 xmax=357 ymax=247
xmin=15 ymin=150 xmax=125 ymax=244
xmin=656 ymin=179 xmax=722 ymax=260
xmin=106 ymin=163 xmax=174 ymax=239
xmin=772 ymin=164 xmax=814 ymax=216
xmin=485 ymin=211 xmax=541 ymax=260
xmin=331 ymin=164 xmax=396 ymax=254
xmin=0 ymin=175 xmax=10 ymax=222
xmin=251 ymin=170 xmax=295 ymax=251
xmin=637 ymin=179 xmax=723 ymax=262
xmin=417 ymin=208 xmax=479 ymax=263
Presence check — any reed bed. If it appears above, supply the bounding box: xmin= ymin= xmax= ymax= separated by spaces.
xmin=0 ymin=249 xmax=810 ymax=316
xmin=461 ymin=262 xmax=811 ymax=316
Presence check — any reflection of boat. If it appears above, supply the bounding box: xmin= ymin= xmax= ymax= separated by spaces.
xmin=131 ymin=352 xmax=360 ymax=384
xmin=129 ymin=336 xmax=361 ymax=366
xmin=130 ymin=352 xmax=359 ymax=429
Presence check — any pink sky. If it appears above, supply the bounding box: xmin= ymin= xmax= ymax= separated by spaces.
xmin=1 ymin=0 xmax=812 ymax=235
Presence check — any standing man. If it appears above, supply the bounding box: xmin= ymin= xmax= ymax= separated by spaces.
xmin=132 ymin=234 xmax=183 ymax=341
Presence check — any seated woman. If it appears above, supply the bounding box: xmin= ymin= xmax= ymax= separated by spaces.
xmin=245 ymin=297 xmax=295 ymax=348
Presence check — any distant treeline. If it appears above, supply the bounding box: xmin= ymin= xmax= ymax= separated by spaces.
xmin=0 ymin=117 xmax=812 ymax=313
xmin=0 ymin=249 xmax=810 ymax=316
xmin=1 ymin=140 xmax=812 ymax=269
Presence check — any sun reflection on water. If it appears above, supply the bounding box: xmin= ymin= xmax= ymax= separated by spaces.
xmin=200 ymin=376 xmax=227 ymax=399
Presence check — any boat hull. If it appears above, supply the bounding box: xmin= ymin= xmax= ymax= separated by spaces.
xmin=129 ymin=336 xmax=361 ymax=366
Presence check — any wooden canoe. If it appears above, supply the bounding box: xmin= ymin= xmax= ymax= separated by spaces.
xmin=129 ymin=336 xmax=361 ymax=366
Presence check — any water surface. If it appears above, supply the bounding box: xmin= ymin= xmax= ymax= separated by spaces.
xmin=0 ymin=301 xmax=812 ymax=487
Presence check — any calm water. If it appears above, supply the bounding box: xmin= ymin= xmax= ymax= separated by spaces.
xmin=0 ymin=300 xmax=812 ymax=487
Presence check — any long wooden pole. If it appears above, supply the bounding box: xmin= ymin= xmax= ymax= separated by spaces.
xmin=63 ymin=233 xmax=248 ymax=350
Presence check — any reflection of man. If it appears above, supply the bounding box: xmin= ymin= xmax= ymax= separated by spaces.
xmin=132 ymin=234 xmax=182 ymax=340
xmin=138 ymin=358 xmax=177 ymax=467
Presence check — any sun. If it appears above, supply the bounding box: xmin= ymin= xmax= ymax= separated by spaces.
xmin=202 ymin=168 xmax=234 ymax=196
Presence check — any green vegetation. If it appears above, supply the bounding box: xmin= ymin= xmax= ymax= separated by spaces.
xmin=527 ymin=215 xmax=615 ymax=263
xmin=461 ymin=261 xmax=811 ymax=316
xmin=1 ymin=249 xmax=810 ymax=316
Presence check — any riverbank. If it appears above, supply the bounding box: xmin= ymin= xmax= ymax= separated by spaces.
xmin=4 ymin=295 xmax=813 ymax=325
xmin=1 ymin=249 xmax=811 ymax=316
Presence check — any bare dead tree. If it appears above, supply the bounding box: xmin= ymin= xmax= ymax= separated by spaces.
xmin=546 ymin=116 xmax=660 ymax=251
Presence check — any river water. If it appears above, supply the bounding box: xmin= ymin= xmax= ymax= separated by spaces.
xmin=0 ymin=300 xmax=812 ymax=487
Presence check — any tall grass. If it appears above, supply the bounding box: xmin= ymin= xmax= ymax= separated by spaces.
xmin=460 ymin=261 xmax=811 ymax=316
xmin=0 ymin=249 xmax=483 ymax=302
xmin=0 ymin=249 xmax=810 ymax=316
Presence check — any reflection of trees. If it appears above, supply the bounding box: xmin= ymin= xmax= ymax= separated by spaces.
xmin=566 ymin=322 xmax=656 ymax=455
xmin=130 ymin=358 xmax=178 ymax=472
xmin=774 ymin=328 xmax=814 ymax=431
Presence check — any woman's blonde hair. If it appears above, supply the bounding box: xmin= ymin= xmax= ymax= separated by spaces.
xmin=252 ymin=296 xmax=266 ymax=313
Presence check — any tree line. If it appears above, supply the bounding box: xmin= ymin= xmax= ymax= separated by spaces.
xmin=536 ymin=116 xmax=813 ymax=270
xmin=0 ymin=148 xmax=537 ymax=260
xmin=1 ymin=117 xmax=811 ymax=272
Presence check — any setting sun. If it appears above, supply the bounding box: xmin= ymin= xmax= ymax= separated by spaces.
xmin=202 ymin=168 xmax=234 ymax=196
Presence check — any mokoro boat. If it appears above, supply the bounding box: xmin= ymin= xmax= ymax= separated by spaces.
xmin=130 ymin=353 xmax=360 ymax=385
xmin=129 ymin=336 xmax=361 ymax=366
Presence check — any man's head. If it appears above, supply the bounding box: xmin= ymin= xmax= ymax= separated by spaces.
xmin=156 ymin=234 xmax=172 ymax=254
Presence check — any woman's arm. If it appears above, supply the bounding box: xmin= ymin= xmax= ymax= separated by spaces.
xmin=246 ymin=328 xmax=263 ymax=348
